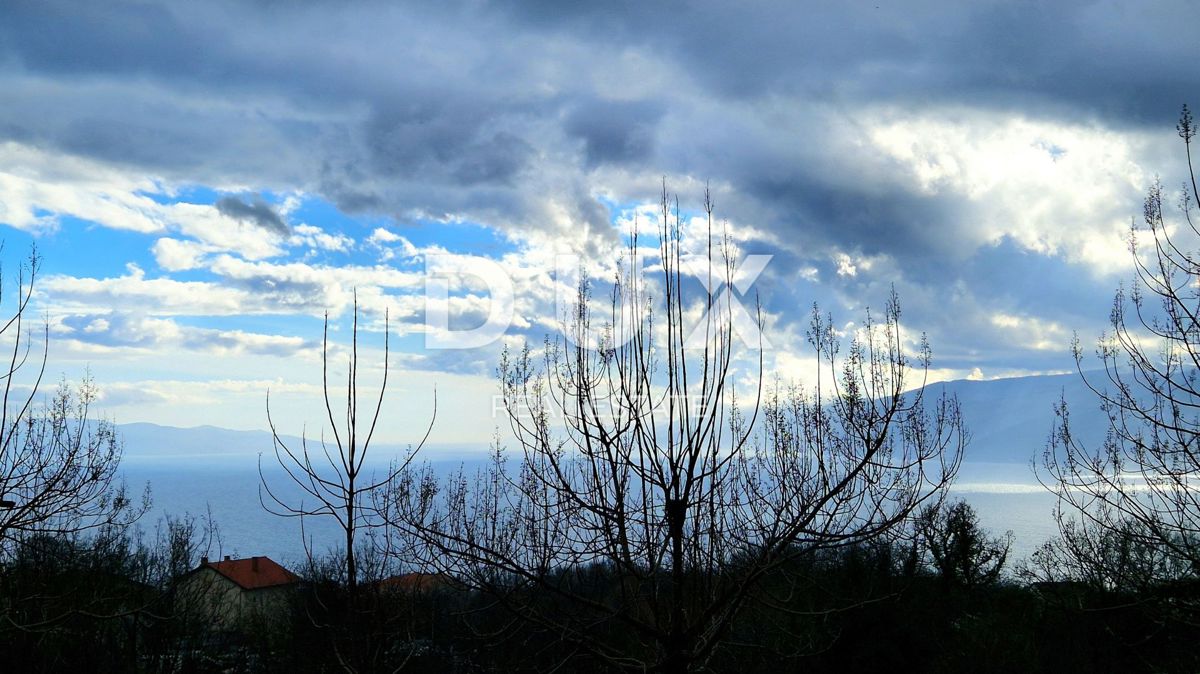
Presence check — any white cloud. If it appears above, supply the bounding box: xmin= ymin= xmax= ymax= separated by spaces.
xmin=835 ymin=252 xmax=857 ymax=277
xmin=152 ymin=238 xmax=212 ymax=272
xmin=0 ymin=142 xmax=288 ymax=261
xmin=367 ymin=227 xmax=419 ymax=261
xmin=41 ymin=268 xmax=252 ymax=316
xmin=369 ymin=227 xmax=401 ymax=244
xmin=0 ymin=142 xmax=168 ymax=234
xmin=868 ymin=110 xmax=1154 ymax=274
xmin=291 ymin=223 xmax=354 ymax=252
xmin=989 ymin=312 xmax=1069 ymax=351
xmin=49 ymin=311 xmax=318 ymax=359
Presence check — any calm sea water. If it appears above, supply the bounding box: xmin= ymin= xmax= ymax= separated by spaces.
xmin=120 ymin=459 xmax=1062 ymax=571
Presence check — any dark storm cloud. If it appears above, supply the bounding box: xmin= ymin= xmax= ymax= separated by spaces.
xmin=1 ymin=0 xmax=1192 ymax=375
xmin=0 ymin=1 xmax=217 ymax=79
xmin=497 ymin=0 xmax=1196 ymax=127
xmin=0 ymin=0 xmax=1188 ymax=231
xmin=565 ymin=100 xmax=663 ymax=169
xmin=740 ymin=168 xmax=972 ymax=270
xmin=362 ymin=99 xmax=535 ymax=186
xmin=215 ymin=196 xmax=289 ymax=236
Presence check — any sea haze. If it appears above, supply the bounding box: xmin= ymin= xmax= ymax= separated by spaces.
xmin=117 ymin=371 xmax=1110 ymax=567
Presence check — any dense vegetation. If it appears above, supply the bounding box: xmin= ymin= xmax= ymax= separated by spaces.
xmin=3 ymin=501 xmax=1199 ymax=673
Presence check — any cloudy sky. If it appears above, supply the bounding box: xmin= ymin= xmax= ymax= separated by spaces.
xmin=0 ymin=0 xmax=1194 ymax=446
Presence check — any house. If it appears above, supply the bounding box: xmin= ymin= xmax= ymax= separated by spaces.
xmin=375 ymin=572 xmax=450 ymax=595
xmin=175 ymin=555 xmax=300 ymax=629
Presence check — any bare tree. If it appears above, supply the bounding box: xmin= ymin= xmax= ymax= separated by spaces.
xmin=916 ymin=499 xmax=1011 ymax=590
xmin=1037 ymin=105 xmax=1200 ymax=602
xmin=0 ymin=249 xmax=151 ymax=641
xmin=259 ymin=293 xmax=435 ymax=593
xmin=0 ymin=251 xmax=147 ymax=559
xmin=384 ymin=188 xmax=965 ymax=673
xmin=1020 ymin=516 xmax=1190 ymax=594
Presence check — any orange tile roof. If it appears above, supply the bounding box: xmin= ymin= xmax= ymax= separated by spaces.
xmin=376 ymin=572 xmax=447 ymax=593
xmin=204 ymin=556 xmax=299 ymax=590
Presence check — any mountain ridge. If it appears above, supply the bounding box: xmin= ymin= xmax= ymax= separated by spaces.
xmin=112 ymin=371 xmax=1111 ymax=466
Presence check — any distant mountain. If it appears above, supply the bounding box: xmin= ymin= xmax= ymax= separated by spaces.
xmin=115 ymin=422 xmax=482 ymax=468
xmin=107 ymin=373 xmax=1118 ymax=562
xmin=926 ymin=372 xmax=1107 ymax=465
xmin=113 ymin=371 xmax=1114 ymax=468
xmin=117 ymin=423 xmax=279 ymax=462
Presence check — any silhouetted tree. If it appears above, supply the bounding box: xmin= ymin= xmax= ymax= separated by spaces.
xmin=916 ymin=499 xmax=1011 ymax=590
xmin=0 ymin=251 xmax=147 ymax=558
xmin=1038 ymin=105 xmax=1200 ymax=608
xmin=260 ymin=293 xmax=435 ymax=593
xmin=1020 ymin=516 xmax=1188 ymax=594
xmin=0 ymin=250 xmax=150 ymax=637
xmin=385 ymin=187 xmax=965 ymax=673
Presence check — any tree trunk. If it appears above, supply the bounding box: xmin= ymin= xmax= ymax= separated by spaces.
xmin=665 ymin=497 xmax=689 ymax=674
xmin=346 ymin=487 xmax=357 ymax=594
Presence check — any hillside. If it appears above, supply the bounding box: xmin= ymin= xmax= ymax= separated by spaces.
xmin=113 ymin=371 xmax=1111 ymax=467
xmin=927 ymin=371 xmax=1106 ymax=464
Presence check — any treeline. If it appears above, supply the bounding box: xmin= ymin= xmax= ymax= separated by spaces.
xmin=2 ymin=498 xmax=1198 ymax=673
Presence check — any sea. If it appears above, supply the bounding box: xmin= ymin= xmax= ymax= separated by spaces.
xmin=119 ymin=457 xmax=1062 ymax=573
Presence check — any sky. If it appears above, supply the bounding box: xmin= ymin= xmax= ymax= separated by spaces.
xmin=0 ymin=0 xmax=1196 ymax=448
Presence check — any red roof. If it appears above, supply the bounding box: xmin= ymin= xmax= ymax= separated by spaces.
xmin=376 ymin=572 xmax=447 ymax=593
xmin=203 ymin=556 xmax=299 ymax=590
